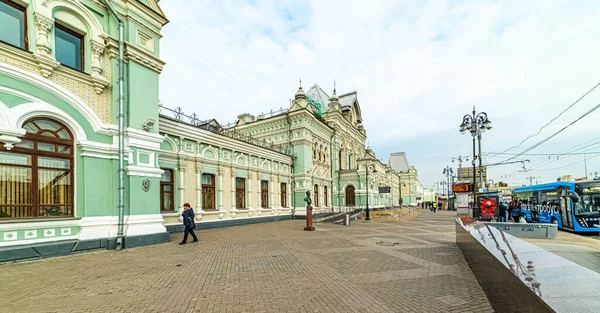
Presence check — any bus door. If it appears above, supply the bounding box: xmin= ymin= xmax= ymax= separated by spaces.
xmin=559 ymin=196 xmax=573 ymax=229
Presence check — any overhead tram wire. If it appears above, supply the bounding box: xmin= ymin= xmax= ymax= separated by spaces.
xmin=497 ymin=80 xmax=600 ymax=155
xmin=499 ymin=102 xmax=600 ymax=165
xmin=513 ymin=140 xmax=600 ymax=172
xmin=503 ymin=143 xmax=600 ymax=179
xmin=161 ymin=30 xmax=279 ymax=108
xmin=533 ymin=154 xmax=600 ymax=171
xmin=496 ymin=138 xmax=600 ymax=178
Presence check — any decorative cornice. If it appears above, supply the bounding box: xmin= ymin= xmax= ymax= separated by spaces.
xmin=126 ymin=165 xmax=163 ymax=178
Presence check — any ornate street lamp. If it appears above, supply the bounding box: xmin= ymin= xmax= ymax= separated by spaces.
xmin=365 ymin=164 xmax=376 ymax=220
xmin=398 ymin=178 xmax=406 ymax=207
xmin=443 ymin=166 xmax=454 ymax=209
xmin=460 ymin=106 xmax=492 ymax=216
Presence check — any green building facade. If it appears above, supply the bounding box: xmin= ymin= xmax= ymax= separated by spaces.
xmin=0 ymin=0 xmax=169 ymax=261
xmin=0 ymin=0 xmax=421 ymax=262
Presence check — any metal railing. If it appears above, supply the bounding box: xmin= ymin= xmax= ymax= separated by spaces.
xmin=158 ymin=103 xmax=292 ymax=156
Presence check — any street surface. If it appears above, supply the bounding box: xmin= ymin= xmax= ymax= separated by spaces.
xmin=0 ymin=210 xmax=493 ymax=313
xmin=522 ymin=231 xmax=600 ymax=274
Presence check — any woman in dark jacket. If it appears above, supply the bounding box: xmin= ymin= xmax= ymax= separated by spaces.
xmin=180 ymin=202 xmax=198 ymax=245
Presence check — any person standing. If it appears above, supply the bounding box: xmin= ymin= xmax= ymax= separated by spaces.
xmin=180 ymin=202 xmax=198 ymax=245
xmin=498 ymin=201 xmax=507 ymax=222
xmin=432 ymin=202 xmax=437 ymax=213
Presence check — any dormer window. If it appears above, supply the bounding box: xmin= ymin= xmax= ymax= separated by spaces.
xmin=0 ymin=0 xmax=27 ymax=49
xmin=55 ymin=22 xmax=84 ymax=71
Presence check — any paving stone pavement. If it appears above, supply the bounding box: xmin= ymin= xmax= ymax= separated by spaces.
xmin=0 ymin=210 xmax=494 ymax=313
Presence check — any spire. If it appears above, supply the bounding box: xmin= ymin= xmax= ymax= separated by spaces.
xmin=330 ymin=80 xmax=338 ymax=102
xmin=294 ymin=77 xmax=306 ymax=99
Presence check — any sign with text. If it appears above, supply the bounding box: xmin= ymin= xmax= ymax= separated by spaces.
xmin=453 ymin=183 xmax=473 ymax=193
xmin=457 ymin=193 xmax=469 ymax=208
xmin=378 ymin=186 xmax=391 ymax=193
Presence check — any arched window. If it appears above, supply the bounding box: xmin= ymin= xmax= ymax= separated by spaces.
xmin=202 ymin=173 xmax=215 ymax=210
xmin=324 ymin=186 xmax=328 ymax=207
xmin=314 ymin=184 xmax=319 ymax=207
xmin=345 ymin=185 xmax=355 ymax=206
xmin=160 ymin=169 xmax=174 ymax=211
xmin=1 ymin=118 xmax=74 ymax=219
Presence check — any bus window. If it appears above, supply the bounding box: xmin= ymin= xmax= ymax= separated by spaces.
xmin=576 ymin=193 xmax=600 ymax=215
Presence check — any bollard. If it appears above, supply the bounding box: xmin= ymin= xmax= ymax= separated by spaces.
xmin=344 ymin=213 xmax=351 ymax=226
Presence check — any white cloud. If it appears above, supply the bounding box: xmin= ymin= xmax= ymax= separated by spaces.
xmin=158 ymin=0 xmax=600 ymax=187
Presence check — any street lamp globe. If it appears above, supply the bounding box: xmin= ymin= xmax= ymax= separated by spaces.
xmin=484 ymin=120 xmax=492 ymax=130
xmin=459 ymin=123 xmax=467 ymax=134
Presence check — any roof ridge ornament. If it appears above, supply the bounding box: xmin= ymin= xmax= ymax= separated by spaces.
xmin=330 ymin=80 xmax=339 ymax=102
xmin=295 ymin=77 xmax=306 ymax=100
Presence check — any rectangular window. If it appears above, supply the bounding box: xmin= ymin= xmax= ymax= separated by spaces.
xmin=280 ymin=183 xmax=287 ymax=208
xmin=55 ymin=23 xmax=83 ymax=71
xmin=0 ymin=0 xmax=27 ymax=49
xmin=235 ymin=178 xmax=246 ymax=209
xmin=160 ymin=169 xmax=174 ymax=212
xmin=324 ymin=186 xmax=328 ymax=207
xmin=261 ymin=180 xmax=269 ymax=208
xmin=202 ymin=173 xmax=215 ymax=210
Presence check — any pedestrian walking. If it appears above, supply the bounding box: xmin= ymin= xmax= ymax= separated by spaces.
xmin=432 ymin=202 xmax=437 ymax=213
xmin=179 ymin=202 xmax=198 ymax=245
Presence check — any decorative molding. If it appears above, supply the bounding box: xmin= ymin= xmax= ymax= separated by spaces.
xmin=0 ymin=63 xmax=115 ymax=136
xmin=124 ymin=43 xmax=165 ymax=73
xmin=126 ymin=165 xmax=163 ymax=178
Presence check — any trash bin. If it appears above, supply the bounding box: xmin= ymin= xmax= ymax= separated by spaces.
xmin=344 ymin=213 xmax=351 ymax=226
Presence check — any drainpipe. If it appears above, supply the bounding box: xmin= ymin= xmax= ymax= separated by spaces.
xmin=103 ymin=0 xmax=125 ymax=250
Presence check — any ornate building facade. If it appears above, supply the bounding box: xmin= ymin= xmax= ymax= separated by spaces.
xmin=0 ymin=0 xmax=169 ymax=261
xmin=0 ymin=0 xmax=421 ymax=262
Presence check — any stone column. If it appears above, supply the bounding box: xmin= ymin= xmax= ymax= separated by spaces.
xmin=90 ymin=39 xmax=105 ymax=77
xmin=247 ymin=172 xmax=253 ymax=216
xmin=90 ymin=39 xmax=109 ymax=93
xmin=217 ymin=167 xmax=224 ymax=214
xmin=287 ymin=179 xmax=291 ymax=209
xmin=196 ymin=167 xmax=203 ymax=212
xmin=256 ymin=170 xmax=262 ymax=215
xmin=34 ymin=13 xmax=52 ymax=57
xmin=230 ymin=169 xmax=236 ymax=217
xmin=269 ymin=178 xmax=275 ymax=213
xmin=178 ymin=164 xmax=186 ymax=211
xmin=33 ymin=13 xmax=59 ymax=77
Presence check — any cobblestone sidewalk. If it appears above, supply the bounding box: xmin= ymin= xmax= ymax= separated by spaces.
xmin=0 ymin=210 xmax=494 ymax=313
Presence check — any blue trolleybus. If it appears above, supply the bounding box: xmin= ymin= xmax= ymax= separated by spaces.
xmin=512 ymin=180 xmax=600 ymax=233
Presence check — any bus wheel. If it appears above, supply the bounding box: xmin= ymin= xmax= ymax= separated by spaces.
xmin=551 ymin=218 xmax=559 ymax=224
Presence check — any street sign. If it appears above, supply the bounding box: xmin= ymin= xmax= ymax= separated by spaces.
xmin=378 ymin=186 xmax=391 ymax=193
xmin=452 ymin=183 xmax=473 ymax=192
xmin=457 ymin=193 xmax=469 ymax=208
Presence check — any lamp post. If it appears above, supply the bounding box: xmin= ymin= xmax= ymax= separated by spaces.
xmin=443 ymin=166 xmax=453 ymax=198
xmin=365 ymin=164 xmax=376 ymax=220
xmin=452 ymin=155 xmax=469 ymax=169
xmin=398 ymin=178 xmax=406 ymax=207
xmin=460 ymin=107 xmax=492 ymax=216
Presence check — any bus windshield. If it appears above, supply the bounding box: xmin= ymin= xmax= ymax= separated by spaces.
xmin=575 ymin=193 xmax=600 ymax=215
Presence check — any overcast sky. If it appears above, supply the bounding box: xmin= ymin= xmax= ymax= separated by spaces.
xmin=158 ymin=0 xmax=600 ymax=190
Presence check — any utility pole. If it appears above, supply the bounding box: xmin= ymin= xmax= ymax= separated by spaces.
xmin=526 ymin=176 xmax=541 ymax=186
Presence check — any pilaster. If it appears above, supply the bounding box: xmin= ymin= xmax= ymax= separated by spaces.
xmin=33 ymin=13 xmax=59 ymax=78
xmin=90 ymin=38 xmax=109 ymax=94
